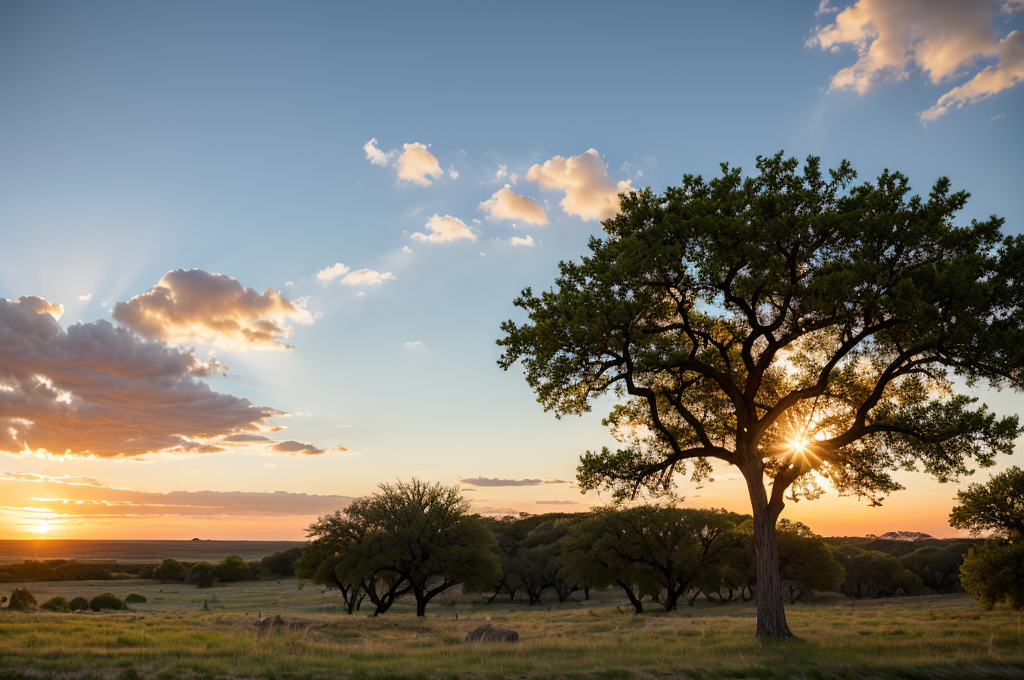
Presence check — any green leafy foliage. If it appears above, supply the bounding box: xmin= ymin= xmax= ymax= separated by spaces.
xmin=899 ymin=546 xmax=963 ymax=593
xmin=152 ymin=558 xmax=187 ymax=582
xmin=838 ymin=548 xmax=923 ymax=598
xmin=89 ymin=593 xmax=126 ymax=611
xmin=7 ymin=588 xmax=37 ymax=610
xmin=187 ymin=562 xmax=215 ymax=588
xmin=949 ymin=466 xmax=1024 ymax=541
xmin=498 ymin=153 xmax=1023 ymax=636
xmin=302 ymin=480 xmax=502 ymax=616
xmin=212 ymin=555 xmax=254 ymax=583
xmin=261 ymin=547 xmax=305 ymax=578
xmin=68 ymin=596 xmax=89 ymax=611
xmin=40 ymin=596 xmax=70 ymax=612
xmin=959 ymin=541 xmax=1024 ymax=609
xmin=124 ymin=593 xmax=147 ymax=603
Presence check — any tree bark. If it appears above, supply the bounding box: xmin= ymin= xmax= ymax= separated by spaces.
xmin=616 ymin=579 xmax=644 ymax=614
xmin=743 ymin=466 xmax=793 ymax=638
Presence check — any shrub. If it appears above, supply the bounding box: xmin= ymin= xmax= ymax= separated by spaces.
xmin=68 ymin=596 xmax=89 ymax=611
xmin=152 ymin=558 xmax=186 ymax=582
xmin=959 ymin=541 xmax=1024 ymax=610
xmin=260 ymin=547 xmax=305 ymax=578
xmin=188 ymin=562 xmax=215 ymax=588
xmin=212 ymin=555 xmax=254 ymax=583
xmin=40 ymin=596 xmax=70 ymax=612
xmin=124 ymin=593 xmax=147 ymax=604
xmin=8 ymin=588 xmax=37 ymax=610
xmin=90 ymin=593 xmax=127 ymax=611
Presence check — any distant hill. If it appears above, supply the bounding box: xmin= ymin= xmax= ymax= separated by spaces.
xmin=0 ymin=539 xmax=305 ymax=564
xmin=864 ymin=531 xmax=935 ymax=541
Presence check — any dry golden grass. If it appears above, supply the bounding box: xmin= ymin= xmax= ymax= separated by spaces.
xmin=1 ymin=578 xmax=1022 ymax=679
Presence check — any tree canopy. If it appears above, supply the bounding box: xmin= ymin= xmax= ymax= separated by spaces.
xmin=498 ymin=153 xmax=1023 ymax=637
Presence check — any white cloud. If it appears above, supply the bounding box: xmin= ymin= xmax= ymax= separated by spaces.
xmin=78 ymin=294 xmax=92 ymax=302
xmin=491 ymin=165 xmax=520 ymax=185
xmin=404 ymin=340 xmax=422 ymax=346
xmin=510 ymin=235 xmax=535 ymax=247
xmin=411 ymin=214 xmax=477 ymax=243
xmin=479 ymin=185 xmax=549 ymax=224
xmin=527 ymin=149 xmax=632 ymax=221
xmin=401 ymin=246 xmax=413 ymax=254
xmin=810 ymin=0 xmax=1024 ymax=121
xmin=111 ymin=269 xmax=313 ymax=351
xmin=363 ymin=138 xmax=395 ymax=166
xmin=316 ymin=263 xmax=350 ymax=282
xmin=447 ymin=165 xmax=459 ymax=180
xmin=317 ymin=263 xmax=395 ymax=287
xmin=396 ymin=142 xmax=444 ymax=186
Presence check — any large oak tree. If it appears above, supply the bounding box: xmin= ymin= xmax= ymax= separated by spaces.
xmin=498 ymin=154 xmax=1023 ymax=637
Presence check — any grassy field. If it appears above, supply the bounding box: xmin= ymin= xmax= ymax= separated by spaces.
xmin=1 ymin=578 xmax=1023 ymax=680
xmin=0 ymin=540 xmax=304 ymax=563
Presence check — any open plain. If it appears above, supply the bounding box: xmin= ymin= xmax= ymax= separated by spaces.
xmin=1 ymin=576 xmax=1022 ymax=680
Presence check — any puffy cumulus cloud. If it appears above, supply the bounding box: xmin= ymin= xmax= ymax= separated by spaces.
xmin=316 ymin=263 xmax=396 ymax=286
xmin=527 ymin=149 xmax=632 ymax=221
xmin=396 ymin=142 xmax=444 ymax=186
xmin=509 ymin=235 xmax=535 ymax=247
xmin=411 ymin=214 xmax=477 ymax=243
xmin=363 ymin=138 xmax=396 ymax=166
xmin=810 ymin=0 xmax=1024 ymax=121
xmin=479 ymin=185 xmax=548 ymax=224
xmin=112 ymin=269 xmax=313 ymax=351
xmin=0 ymin=296 xmax=282 ymax=459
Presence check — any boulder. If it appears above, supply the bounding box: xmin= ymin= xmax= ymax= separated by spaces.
xmin=465 ymin=624 xmax=519 ymax=643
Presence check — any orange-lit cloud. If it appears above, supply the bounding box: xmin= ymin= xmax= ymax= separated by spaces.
xmin=461 ymin=477 xmax=570 ymax=487
xmin=527 ymin=149 xmax=632 ymax=221
xmin=810 ymin=0 xmax=1024 ymax=121
xmin=0 ymin=296 xmax=335 ymax=459
xmin=112 ymin=269 xmax=313 ymax=351
xmin=411 ymin=214 xmax=477 ymax=243
xmin=479 ymin=185 xmax=548 ymax=224
xmin=396 ymin=142 xmax=445 ymax=186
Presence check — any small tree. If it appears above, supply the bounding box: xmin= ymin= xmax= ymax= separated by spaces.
xmin=305 ymin=480 xmax=502 ymax=616
xmin=152 ymin=558 xmax=186 ymax=582
xmin=187 ymin=562 xmax=215 ymax=588
xmin=212 ymin=555 xmax=254 ymax=583
xmin=499 ymin=154 xmax=1023 ymax=636
xmin=950 ymin=467 xmax=1024 ymax=609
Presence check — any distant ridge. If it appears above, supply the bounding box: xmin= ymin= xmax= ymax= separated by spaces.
xmin=0 ymin=539 xmax=304 ymax=563
xmin=863 ymin=531 xmax=934 ymax=542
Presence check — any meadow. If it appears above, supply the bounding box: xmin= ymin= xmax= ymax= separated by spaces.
xmin=1 ymin=576 xmax=1022 ymax=680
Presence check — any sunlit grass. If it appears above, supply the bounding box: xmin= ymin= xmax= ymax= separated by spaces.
xmin=1 ymin=579 xmax=1022 ymax=679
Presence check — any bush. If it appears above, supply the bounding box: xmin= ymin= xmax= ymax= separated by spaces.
xmin=68 ymin=596 xmax=89 ymax=611
xmin=152 ymin=558 xmax=186 ymax=582
xmin=188 ymin=562 xmax=215 ymax=588
xmin=90 ymin=593 xmax=127 ymax=611
xmin=124 ymin=593 xmax=147 ymax=604
xmin=212 ymin=555 xmax=254 ymax=583
xmin=40 ymin=596 xmax=70 ymax=612
xmin=260 ymin=547 xmax=305 ymax=578
xmin=899 ymin=546 xmax=962 ymax=593
xmin=8 ymin=588 xmax=37 ymax=610
xmin=959 ymin=541 xmax=1024 ymax=609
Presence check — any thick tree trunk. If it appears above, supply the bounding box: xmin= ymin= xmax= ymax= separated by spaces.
xmin=743 ymin=467 xmax=793 ymax=638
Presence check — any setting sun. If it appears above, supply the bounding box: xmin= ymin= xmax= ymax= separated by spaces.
xmin=33 ymin=520 xmax=49 ymax=535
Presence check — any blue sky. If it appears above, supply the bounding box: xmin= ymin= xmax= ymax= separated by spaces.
xmin=1 ymin=0 xmax=1022 ymax=539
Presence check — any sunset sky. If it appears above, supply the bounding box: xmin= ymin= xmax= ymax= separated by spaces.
xmin=1 ymin=0 xmax=1022 ymax=540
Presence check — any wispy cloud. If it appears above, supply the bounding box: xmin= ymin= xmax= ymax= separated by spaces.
xmin=527 ymin=149 xmax=631 ymax=221
xmin=809 ymin=0 xmax=1024 ymax=121
xmin=363 ymin=138 xmax=396 ymax=166
xmin=77 ymin=293 xmax=93 ymax=302
xmin=112 ymin=269 xmax=313 ymax=351
xmin=460 ymin=477 xmax=571 ymax=487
